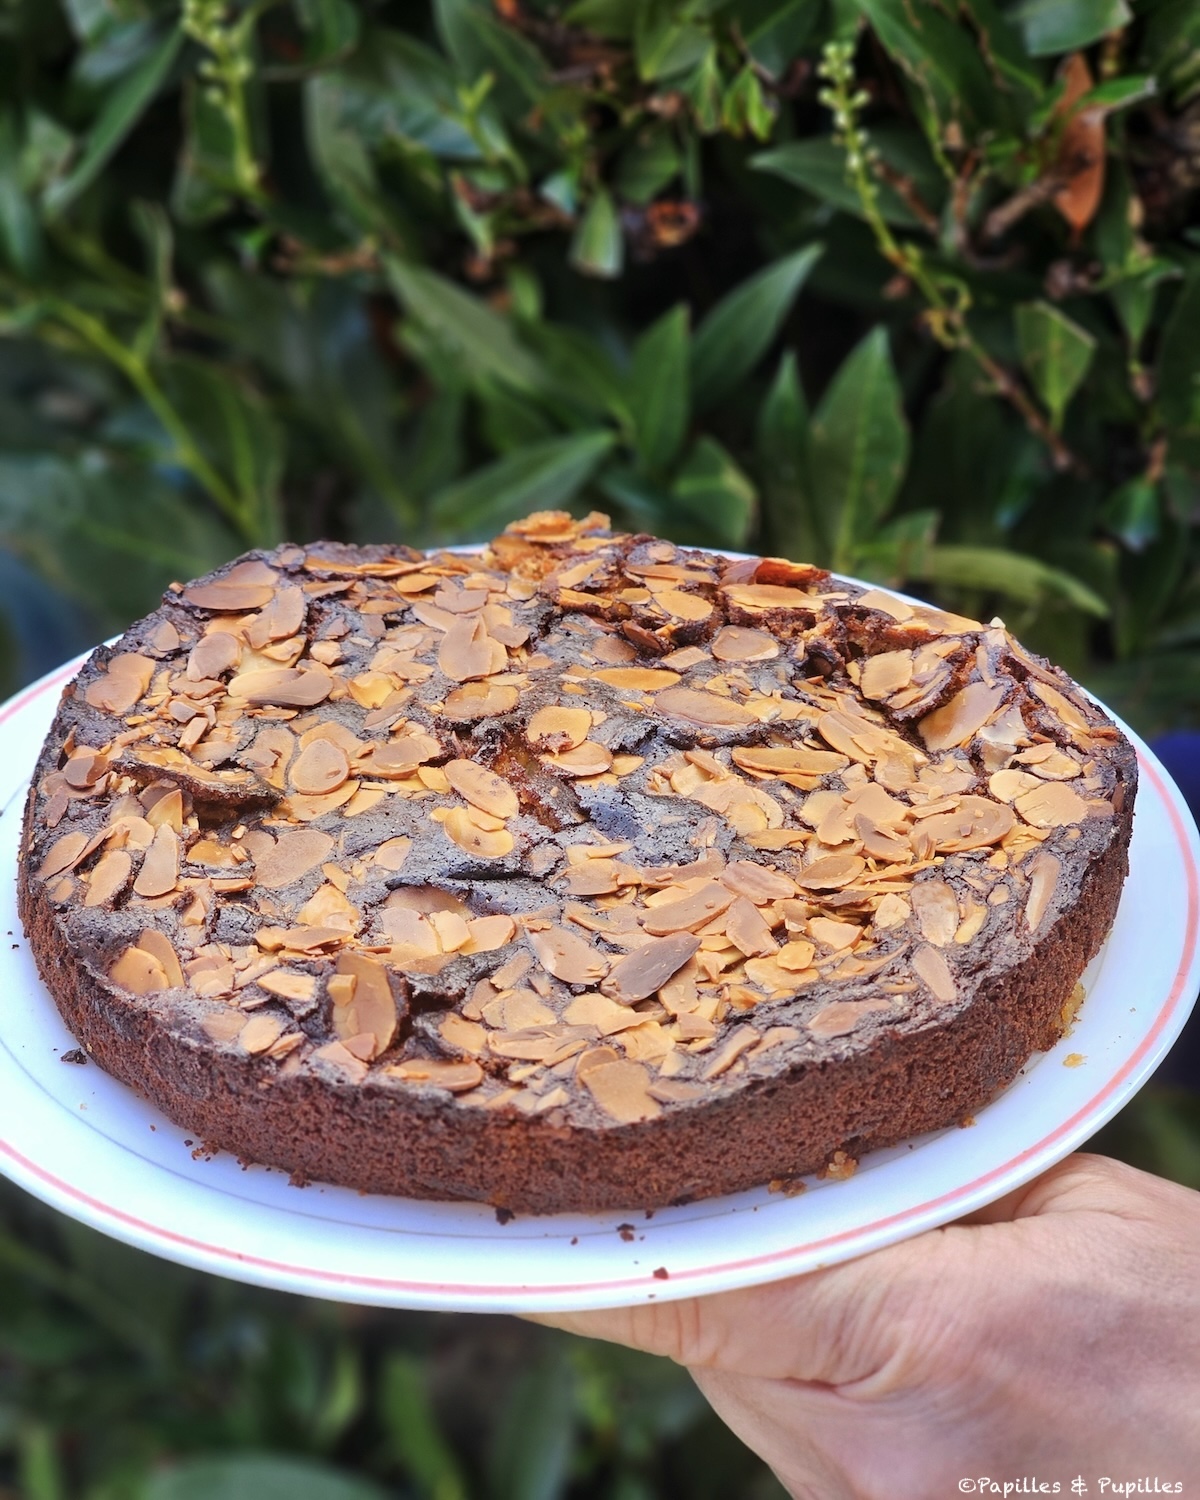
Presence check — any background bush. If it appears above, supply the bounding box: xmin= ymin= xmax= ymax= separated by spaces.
xmin=0 ymin=0 xmax=1198 ymax=1495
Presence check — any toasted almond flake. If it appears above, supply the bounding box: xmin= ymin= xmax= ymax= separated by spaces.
xmin=795 ymin=852 xmax=865 ymax=890
xmin=109 ymin=945 xmax=169 ymax=995
xmin=133 ymin=824 xmax=179 ymax=898
xmin=528 ymin=926 xmax=610 ymax=984
xmin=912 ymin=943 xmax=957 ymax=1003
xmin=83 ymin=848 xmax=133 ymax=907
xmin=387 ymin=1058 xmax=484 ymax=1092
xmin=919 ymin=681 xmax=1007 ymax=752
xmin=438 ymin=616 xmax=505 ymax=682
xmin=63 ymin=749 xmax=107 ymax=789
xmin=854 ymin=587 xmax=914 ymax=620
xmin=542 ymin=741 xmax=614 ymax=777
xmin=808 ymin=917 xmax=861 ymax=951
xmin=187 ymin=631 xmax=240 ymax=681
xmin=290 ymin=739 xmax=350 ymax=796
xmin=441 ymin=807 xmax=514 ymax=860
xmin=464 ymin=915 xmax=517 ymax=952
xmin=440 ymin=1012 xmax=487 ymax=1056
xmin=182 ymin=562 xmax=278 ymax=611
xmin=873 ymin=892 xmax=911 ymax=930
xmin=776 ymin=939 xmax=816 ymax=971
xmin=910 ymin=878 xmax=960 ymax=946
xmin=860 ymin=651 xmax=914 ymax=701
xmin=591 ymin=667 xmax=681 ymax=692
xmin=1025 ymin=850 xmax=1062 ymax=932
xmin=954 ymin=901 xmax=988 ymax=944
xmin=989 ymin=768 xmax=1043 ymax=802
xmin=445 ymin=758 xmax=519 ymax=818
xmin=85 ymin=653 xmax=155 ymax=714
xmin=601 ymin=932 xmax=700 ymax=1006
xmin=722 ymin=583 xmax=812 ymax=610
xmin=368 ymin=734 xmax=441 ymax=777
xmin=229 ymin=666 xmax=333 ymax=708
xmin=252 ymin=968 xmax=316 ymax=1003
xmin=201 ymin=1011 xmax=247 ymax=1043
xmin=375 ymin=837 xmax=412 ymax=872
xmin=296 ymin=882 xmax=359 ymax=931
xmin=38 ymin=831 xmax=90 ymax=879
xmin=440 ymin=682 xmax=520 ymax=720
xmin=1014 ymin=780 xmax=1088 ymax=829
xmin=807 ymin=1000 xmax=889 ymax=1039
xmin=724 ymin=897 xmax=778 ymax=958
xmin=245 ymin=585 xmax=306 ymax=647
xmin=719 ymin=859 xmax=798 ymax=903
xmin=655 ymin=686 xmax=757 ymax=728
xmin=911 ymin=796 xmax=1015 ymax=854
xmin=581 ymin=1058 xmax=661 ymax=1124
xmin=331 ymin=951 xmax=397 ymax=1059
xmin=255 ymin=829 xmax=335 ymax=890
xmin=526 ymin=705 xmax=592 ymax=750
xmin=312 ymin=1039 xmax=368 ymax=1081
xmin=137 ymin=928 xmax=184 ymax=987
xmin=654 ymin=588 xmax=712 ymax=621
xmin=732 ymin=744 xmax=848 ymax=777
xmin=743 ymin=955 xmax=812 ymax=993
xmin=710 ymin=626 xmax=778 ymax=662
xmin=242 ymin=1014 xmax=288 ymax=1054
xmin=643 ymin=882 xmax=735 ymax=935
xmin=1017 ymin=746 xmax=1081 ymax=780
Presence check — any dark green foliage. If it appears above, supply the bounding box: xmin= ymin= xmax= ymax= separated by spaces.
xmin=0 ymin=3 xmax=1198 ymax=1494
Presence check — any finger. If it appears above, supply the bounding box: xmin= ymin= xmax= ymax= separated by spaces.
xmin=524 ymin=1236 xmax=929 ymax=1385
xmin=957 ymin=1151 xmax=1156 ymax=1226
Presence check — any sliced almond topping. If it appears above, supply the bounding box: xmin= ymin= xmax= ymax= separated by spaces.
xmin=808 ymin=916 xmax=861 ymax=951
xmin=602 ymin=932 xmax=700 ymax=1006
xmin=807 ymin=999 xmax=889 ymax=1039
xmin=743 ymin=955 xmax=813 ymax=992
xmin=722 ymin=583 xmax=812 ymax=610
xmin=1014 ymin=781 xmax=1088 ymax=829
xmin=700 ymin=1028 xmax=760 ymax=1080
xmin=710 ymin=626 xmax=778 ymax=662
xmin=654 ymin=588 xmax=712 ymax=622
xmin=860 ymin=651 xmax=914 ymax=701
xmin=137 ymin=927 xmax=184 ymax=987
xmin=562 ymin=992 xmax=645 ymax=1035
xmin=187 ymin=631 xmax=240 ymax=682
xmin=375 ymin=837 xmax=412 ymax=872
xmin=441 ymin=1012 xmax=487 ymax=1056
xmin=912 ymin=943 xmax=957 ymax=1004
xmin=732 ymin=744 xmax=848 ymax=777
xmin=464 ymin=915 xmax=517 ymax=953
xmin=290 ymin=740 xmax=350 ymax=796
xmin=719 ymin=859 xmax=798 ymax=903
xmin=1017 ymin=745 xmax=1081 ymax=780
xmin=910 ymin=796 xmax=1015 ymax=854
xmin=654 ymin=687 xmax=757 ymax=728
xmin=438 ymin=616 xmax=505 ymax=682
xmin=724 ymin=897 xmax=779 ymax=958
xmin=84 ymin=653 xmax=155 ymax=714
xmin=795 ymin=852 xmax=865 ymax=890
xmin=109 ymin=945 xmax=169 ymax=995
xmin=242 ymin=1014 xmax=288 ymax=1054
xmin=989 ymin=768 xmax=1043 ymax=802
xmin=182 ymin=561 xmax=278 ymax=611
xmin=368 ymin=734 xmax=441 ymax=776
xmin=910 ymin=878 xmax=960 ymax=946
xmin=775 ymin=939 xmax=816 ymax=971
xmin=259 ymin=971 xmax=318 ymax=1002
xmin=954 ymin=901 xmax=988 ymax=945
xmin=37 ymin=831 xmax=90 ymax=879
xmin=526 ymin=705 xmax=592 ymax=751
xmin=854 ymin=587 xmax=914 ymax=620
xmin=542 ymin=741 xmax=614 ymax=777
xmin=581 ymin=1058 xmax=662 ymax=1124
xmin=229 ymin=666 xmax=333 ymax=708
xmin=84 ymin=848 xmax=133 ymax=907
xmin=442 ymin=807 xmax=514 ymax=860
xmin=245 ymin=585 xmax=306 ymax=647
xmin=873 ymin=892 xmax=911 ymax=930
xmin=445 ymin=758 xmax=519 ymax=818
xmin=255 ymin=829 xmax=335 ymax=890
xmin=440 ymin=682 xmax=520 ymax=720
xmin=528 ymin=926 xmax=609 ymax=984
xmin=386 ymin=1058 xmax=484 ymax=1092
xmin=642 ymin=881 xmax=735 ymax=935
xmin=331 ymin=952 xmax=398 ymax=1060
xmin=201 ymin=1011 xmax=247 ymax=1043
xmin=133 ymin=824 xmax=179 ymax=898
xmin=1024 ymin=850 xmax=1062 ymax=932
xmin=591 ymin=667 xmax=681 ymax=692
xmin=919 ymin=681 xmax=1007 ymax=752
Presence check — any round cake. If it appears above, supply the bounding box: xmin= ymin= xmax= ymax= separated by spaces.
xmin=18 ymin=511 xmax=1136 ymax=1213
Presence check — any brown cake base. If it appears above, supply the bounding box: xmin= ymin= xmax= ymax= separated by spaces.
xmin=18 ymin=798 xmax=1129 ymax=1213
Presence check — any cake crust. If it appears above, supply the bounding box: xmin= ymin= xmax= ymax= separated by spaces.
xmin=18 ymin=513 xmax=1136 ymax=1213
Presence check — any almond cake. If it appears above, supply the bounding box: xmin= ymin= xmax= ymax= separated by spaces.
xmin=18 ymin=512 xmax=1136 ymax=1212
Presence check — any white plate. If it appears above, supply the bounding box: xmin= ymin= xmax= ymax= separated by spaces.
xmin=0 ymin=652 xmax=1196 ymax=1312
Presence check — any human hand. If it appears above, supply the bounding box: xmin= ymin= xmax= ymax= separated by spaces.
xmin=531 ymin=1154 xmax=1200 ymax=1498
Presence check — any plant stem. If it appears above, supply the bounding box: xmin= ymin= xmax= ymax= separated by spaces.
xmin=47 ymin=298 xmax=256 ymax=541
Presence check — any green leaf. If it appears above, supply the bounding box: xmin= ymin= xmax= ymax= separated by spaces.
xmin=669 ymin=436 xmax=757 ymax=548
xmin=808 ymin=328 xmax=909 ymax=573
xmin=690 ymin=243 xmax=822 ymax=414
xmin=171 ymin=78 xmax=238 ymax=225
xmin=434 ymin=0 xmax=547 ymax=107
xmin=1013 ymin=0 xmax=1132 ymax=56
xmin=1157 ymin=271 xmax=1200 ymax=433
xmin=615 ymin=134 xmax=681 ymax=205
xmin=740 ymin=0 xmax=821 ymax=79
xmin=1015 ymin=302 xmax=1097 ymax=431
xmin=752 ymin=137 xmax=926 ymax=228
xmin=563 ymin=0 xmax=639 ymax=38
xmin=429 ymin=430 xmax=616 ymax=535
xmin=0 ymin=113 xmax=41 ymax=276
xmin=631 ymin=304 xmax=690 ymax=475
xmin=853 ymin=0 xmax=1002 ymax=136
xmin=278 ymin=0 xmax=361 ymax=74
xmin=1102 ymin=477 xmax=1161 ymax=552
xmin=386 ymin=259 xmax=548 ymax=395
xmin=142 ymin=1455 xmax=388 ymax=1500
xmin=1072 ymin=74 xmax=1157 ymax=114
xmin=635 ymin=0 xmax=711 ymax=80
xmin=756 ymin=351 xmax=822 ymax=563
xmin=722 ymin=67 xmax=776 ymax=140
xmin=919 ymin=545 xmax=1109 ymax=615
xmin=378 ymin=1354 xmax=468 ymax=1500
xmin=44 ymin=25 xmax=183 ymax=216
xmin=569 ymin=188 xmax=624 ymax=279
xmin=489 ymin=1355 xmax=576 ymax=1500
